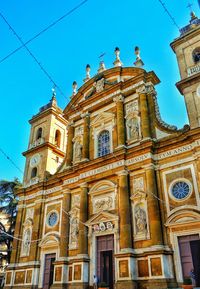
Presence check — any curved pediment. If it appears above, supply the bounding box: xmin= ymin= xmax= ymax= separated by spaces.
xmin=166 ymin=208 xmax=200 ymax=227
xmin=63 ymin=67 xmax=159 ymax=117
xmin=39 ymin=233 xmax=60 ymax=248
xmin=89 ymin=180 xmax=117 ymax=195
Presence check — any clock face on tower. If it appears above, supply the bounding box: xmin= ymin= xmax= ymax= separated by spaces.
xmin=30 ymin=153 xmax=41 ymax=167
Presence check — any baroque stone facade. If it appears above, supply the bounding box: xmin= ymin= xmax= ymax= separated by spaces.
xmin=4 ymin=13 xmax=200 ymax=289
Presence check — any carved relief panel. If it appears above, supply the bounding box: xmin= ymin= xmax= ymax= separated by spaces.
xmin=125 ymin=100 xmax=141 ymax=143
xmin=89 ymin=180 xmax=117 ymax=214
xmin=69 ymin=194 xmax=80 ymax=250
xmin=131 ymin=176 xmax=150 ymax=241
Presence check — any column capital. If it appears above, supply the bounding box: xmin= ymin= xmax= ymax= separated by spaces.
xmin=67 ymin=121 xmax=74 ymax=129
xmin=113 ymin=94 xmax=124 ymax=103
xmin=80 ymin=182 xmax=88 ymax=189
xmin=142 ymin=163 xmax=157 ymax=170
xmin=136 ymin=83 xmax=156 ymax=96
xmin=117 ymin=169 xmax=129 ymax=176
xmin=63 ymin=188 xmax=71 ymax=195
xmin=81 ymin=112 xmax=90 ymax=119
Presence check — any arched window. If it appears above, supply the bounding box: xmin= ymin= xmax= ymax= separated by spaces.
xmin=98 ymin=130 xmax=110 ymax=157
xmin=36 ymin=127 xmax=42 ymax=140
xmin=192 ymin=47 xmax=200 ymax=63
xmin=55 ymin=130 xmax=61 ymax=148
xmin=31 ymin=167 xmax=37 ymax=178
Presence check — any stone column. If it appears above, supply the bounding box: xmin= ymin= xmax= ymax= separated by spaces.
xmin=113 ymin=95 xmax=126 ymax=147
xmin=82 ymin=113 xmax=90 ymax=161
xmin=145 ymin=165 xmax=163 ymax=246
xmin=78 ymin=183 xmax=88 ymax=255
xmin=118 ymin=170 xmax=132 ymax=250
xmin=30 ymin=198 xmax=45 ymax=262
xmin=60 ymin=189 xmax=71 ymax=257
xmin=66 ymin=122 xmax=74 ymax=167
xmin=10 ymin=203 xmax=25 ymax=263
xmin=137 ymin=86 xmax=151 ymax=139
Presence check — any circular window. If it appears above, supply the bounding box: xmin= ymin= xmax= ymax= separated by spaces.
xmin=170 ymin=179 xmax=192 ymax=201
xmin=47 ymin=211 xmax=59 ymax=227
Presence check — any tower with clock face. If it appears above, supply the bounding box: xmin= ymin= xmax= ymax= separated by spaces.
xmin=23 ymin=93 xmax=68 ymax=187
xmin=171 ymin=12 xmax=200 ymax=128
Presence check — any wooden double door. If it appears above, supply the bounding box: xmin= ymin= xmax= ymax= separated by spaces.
xmin=97 ymin=235 xmax=114 ymax=289
xmin=43 ymin=253 xmax=56 ymax=289
xmin=178 ymin=234 xmax=200 ymax=286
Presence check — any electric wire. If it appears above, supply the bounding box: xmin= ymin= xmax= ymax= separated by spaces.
xmin=0 ymin=0 xmax=88 ymax=64
xmin=0 ymin=11 xmax=66 ymax=100
xmin=0 ymin=147 xmax=23 ymax=175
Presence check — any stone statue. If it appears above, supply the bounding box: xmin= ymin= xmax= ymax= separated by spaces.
xmin=135 ymin=205 xmax=147 ymax=234
xmin=22 ymin=229 xmax=31 ymax=256
xmin=70 ymin=217 xmax=79 ymax=243
xmin=127 ymin=117 xmax=139 ymax=141
xmin=74 ymin=139 xmax=82 ymax=162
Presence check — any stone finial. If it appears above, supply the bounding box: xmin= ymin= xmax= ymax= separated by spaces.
xmin=72 ymin=81 xmax=77 ymax=96
xmin=134 ymin=46 xmax=144 ymax=67
xmin=113 ymin=47 xmax=123 ymax=67
xmin=50 ymin=87 xmax=57 ymax=106
xmin=84 ymin=64 xmax=91 ymax=82
xmin=98 ymin=61 xmax=106 ymax=74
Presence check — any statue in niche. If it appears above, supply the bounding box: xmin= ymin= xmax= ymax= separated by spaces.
xmin=126 ymin=117 xmax=139 ymax=141
xmin=74 ymin=137 xmax=82 ymax=162
xmin=135 ymin=204 xmax=147 ymax=234
xmin=70 ymin=217 xmax=79 ymax=244
xmin=22 ymin=229 xmax=31 ymax=256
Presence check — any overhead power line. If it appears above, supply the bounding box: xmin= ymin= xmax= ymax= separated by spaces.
xmin=0 ymin=147 xmax=23 ymax=175
xmin=0 ymin=11 xmax=67 ymax=99
xmin=0 ymin=0 xmax=88 ymax=64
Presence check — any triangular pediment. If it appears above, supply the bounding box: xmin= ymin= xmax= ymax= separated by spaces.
xmin=85 ymin=211 xmax=118 ymax=226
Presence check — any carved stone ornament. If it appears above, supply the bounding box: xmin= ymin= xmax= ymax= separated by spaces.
xmin=92 ymin=221 xmax=114 ymax=233
xmin=71 ymin=194 xmax=80 ymax=208
xmin=113 ymin=95 xmax=124 ymax=103
xmin=25 ymin=208 xmax=34 ymax=220
xmin=125 ymin=100 xmax=138 ymax=116
xmin=93 ymin=196 xmax=114 ymax=213
xmin=133 ymin=177 xmax=145 ymax=194
xmin=93 ymin=78 xmax=105 ymax=93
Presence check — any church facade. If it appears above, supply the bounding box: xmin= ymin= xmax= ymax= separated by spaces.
xmin=4 ymin=13 xmax=200 ymax=289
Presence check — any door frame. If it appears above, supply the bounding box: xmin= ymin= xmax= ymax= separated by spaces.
xmin=170 ymin=229 xmax=200 ymax=283
xmin=39 ymin=248 xmax=59 ymax=288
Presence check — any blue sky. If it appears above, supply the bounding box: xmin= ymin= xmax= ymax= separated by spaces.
xmin=0 ymin=0 xmax=199 ymax=182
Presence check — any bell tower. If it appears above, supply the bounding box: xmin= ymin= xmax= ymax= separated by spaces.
xmin=23 ymin=90 xmax=68 ymax=187
xmin=171 ymin=12 xmax=200 ymax=128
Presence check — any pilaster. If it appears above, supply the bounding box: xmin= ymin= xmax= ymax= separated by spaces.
xmin=113 ymin=95 xmax=126 ymax=147
xmin=60 ymin=189 xmax=71 ymax=257
xmin=78 ymin=183 xmax=88 ymax=255
xmin=145 ymin=165 xmax=163 ymax=246
xmin=137 ymin=86 xmax=151 ymax=139
xmin=117 ymin=170 xmax=132 ymax=250
xmin=81 ymin=113 xmax=90 ymax=161
xmin=66 ymin=122 xmax=74 ymax=167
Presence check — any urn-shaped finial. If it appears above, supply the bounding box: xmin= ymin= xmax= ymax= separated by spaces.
xmin=113 ymin=47 xmax=123 ymax=67
xmin=98 ymin=61 xmax=106 ymax=73
xmin=72 ymin=81 xmax=78 ymax=95
xmin=134 ymin=46 xmax=144 ymax=67
xmin=84 ymin=64 xmax=91 ymax=82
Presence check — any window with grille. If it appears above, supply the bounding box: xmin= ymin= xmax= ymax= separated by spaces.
xmin=98 ymin=130 xmax=110 ymax=157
